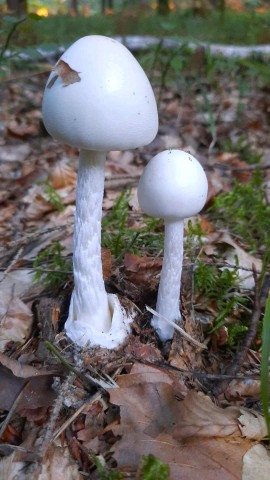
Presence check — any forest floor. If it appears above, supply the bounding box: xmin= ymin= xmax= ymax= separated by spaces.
xmin=0 ymin=46 xmax=270 ymax=479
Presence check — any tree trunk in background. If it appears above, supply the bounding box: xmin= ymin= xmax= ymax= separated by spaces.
xmin=157 ymin=0 xmax=170 ymax=15
xmin=101 ymin=0 xmax=114 ymax=14
xmin=7 ymin=0 xmax=27 ymax=17
xmin=70 ymin=0 xmax=79 ymax=16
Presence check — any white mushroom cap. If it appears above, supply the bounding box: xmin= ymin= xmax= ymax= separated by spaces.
xmin=137 ymin=149 xmax=208 ymax=219
xmin=42 ymin=35 xmax=158 ymax=151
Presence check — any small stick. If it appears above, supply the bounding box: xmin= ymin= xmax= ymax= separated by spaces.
xmin=0 ymin=382 xmax=29 ymax=438
xmin=213 ymin=266 xmax=269 ymax=396
xmin=45 ymin=341 xmax=105 ymax=393
xmin=146 ymin=305 xmax=207 ymax=349
xmin=138 ymin=358 xmax=263 ymax=381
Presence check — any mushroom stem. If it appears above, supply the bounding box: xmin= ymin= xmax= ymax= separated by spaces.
xmin=152 ymin=219 xmax=184 ymax=340
xmin=66 ymin=149 xmax=111 ymax=336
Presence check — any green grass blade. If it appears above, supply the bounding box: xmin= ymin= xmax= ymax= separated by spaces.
xmin=261 ymin=295 xmax=270 ymax=440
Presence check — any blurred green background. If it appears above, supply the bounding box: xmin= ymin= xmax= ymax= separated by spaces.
xmin=1 ymin=0 xmax=270 ymax=47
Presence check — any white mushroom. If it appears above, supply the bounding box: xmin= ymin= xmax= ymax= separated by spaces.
xmin=137 ymin=149 xmax=208 ymax=341
xmin=42 ymin=35 xmax=158 ymax=348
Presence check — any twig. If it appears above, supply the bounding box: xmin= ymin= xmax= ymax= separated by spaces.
xmin=0 ymin=222 xmax=73 ymax=254
xmin=45 ymin=341 xmax=116 ymax=391
xmin=0 ymin=381 xmax=29 ymax=438
xmin=0 ymin=17 xmax=26 ymax=62
xmin=146 ymin=305 xmax=207 ymax=349
xmin=0 ymin=246 xmax=24 ymax=284
xmin=45 ymin=341 xmax=102 ymax=393
xmin=0 ymin=260 xmax=260 ymax=276
xmin=213 ymin=266 xmax=269 ymax=396
xmin=205 ymin=163 xmax=270 ymax=171
xmin=138 ymin=358 xmax=263 ymax=381
xmin=41 ymin=372 xmax=75 ymax=449
xmin=52 ymin=391 xmax=105 ymax=442
xmin=0 ymin=67 xmax=52 ymax=83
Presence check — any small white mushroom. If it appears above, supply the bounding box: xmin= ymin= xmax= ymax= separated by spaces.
xmin=42 ymin=35 xmax=158 ymax=348
xmin=137 ymin=149 xmax=208 ymax=341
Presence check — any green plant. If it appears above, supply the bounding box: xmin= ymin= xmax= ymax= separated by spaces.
xmin=195 ymin=260 xmax=239 ymax=298
xmin=0 ymin=15 xmax=26 ymax=64
xmin=195 ymin=260 xmax=248 ymax=333
xmin=221 ymin=136 xmax=262 ymax=165
xmin=184 ymin=219 xmax=205 ymax=260
xmin=260 ymin=295 xmax=270 ymax=440
xmin=139 ymin=454 xmax=170 ymax=480
xmin=33 ymin=241 xmax=71 ymax=289
xmin=211 ymin=172 xmax=270 ymax=254
xmin=44 ymin=181 xmax=65 ymax=212
xmin=102 ymin=190 xmax=163 ymax=260
xmin=93 ymin=456 xmax=123 ymax=480
xmin=91 ymin=454 xmax=169 ymax=480
xmin=139 ymin=43 xmax=191 ymax=102
xmin=0 ymin=13 xmax=43 ymax=77
xmin=227 ymin=323 xmax=249 ymax=347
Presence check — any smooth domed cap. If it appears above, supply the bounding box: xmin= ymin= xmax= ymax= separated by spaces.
xmin=138 ymin=149 xmax=208 ymax=220
xmin=42 ymin=35 xmax=158 ymax=151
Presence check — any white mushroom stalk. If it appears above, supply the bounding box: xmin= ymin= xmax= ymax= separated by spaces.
xmin=138 ymin=149 xmax=208 ymax=341
xmin=71 ymin=150 xmax=110 ymax=331
xmin=155 ymin=219 xmax=184 ymax=340
xmin=42 ymin=35 xmax=158 ymax=348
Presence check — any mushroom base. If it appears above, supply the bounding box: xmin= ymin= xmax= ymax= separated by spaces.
xmin=65 ymin=294 xmax=133 ymax=349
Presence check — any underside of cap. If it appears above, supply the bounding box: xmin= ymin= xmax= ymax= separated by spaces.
xmin=42 ymin=35 xmax=158 ymax=151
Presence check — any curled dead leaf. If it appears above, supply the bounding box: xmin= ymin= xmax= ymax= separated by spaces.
xmin=124 ymin=253 xmax=162 ymax=288
xmin=242 ymin=444 xmax=270 ymax=480
xmin=49 ymin=160 xmax=77 ymax=189
xmin=238 ymin=408 xmax=267 ymax=441
xmin=0 ymin=297 xmax=33 ymax=352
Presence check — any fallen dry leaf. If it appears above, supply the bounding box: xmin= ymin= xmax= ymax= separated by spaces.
xmin=225 ymin=378 xmax=261 ymax=401
xmin=0 ymin=358 xmax=57 ymax=413
xmin=172 ymin=391 xmax=240 ymax=440
xmin=49 ymin=160 xmax=77 ymax=189
xmin=38 ymin=446 xmax=81 ymax=480
xmin=0 ymin=351 xmax=55 ymax=378
xmin=242 ymin=444 xmax=270 ymax=480
xmin=124 ymin=253 xmax=162 ymax=287
xmin=108 ymin=364 xmax=269 ymax=479
xmin=0 ymin=297 xmax=33 ymax=352
xmin=0 ymin=144 xmax=31 ymax=163
xmin=0 ymin=450 xmax=27 ymax=480
xmin=109 ymin=364 xmax=252 ymax=479
xmin=203 ymin=232 xmax=262 ymax=289
xmin=23 ymin=185 xmax=57 ymax=219
xmin=238 ymin=408 xmax=267 ymax=441
xmin=7 ymin=120 xmax=39 ymax=139
xmin=48 ymin=59 xmax=81 ymax=88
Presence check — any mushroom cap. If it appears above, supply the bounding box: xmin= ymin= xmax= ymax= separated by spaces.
xmin=42 ymin=35 xmax=158 ymax=151
xmin=137 ymin=149 xmax=208 ymax=220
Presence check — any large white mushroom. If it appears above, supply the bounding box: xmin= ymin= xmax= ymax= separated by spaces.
xmin=137 ymin=149 xmax=208 ymax=341
xmin=42 ymin=35 xmax=158 ymax=348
